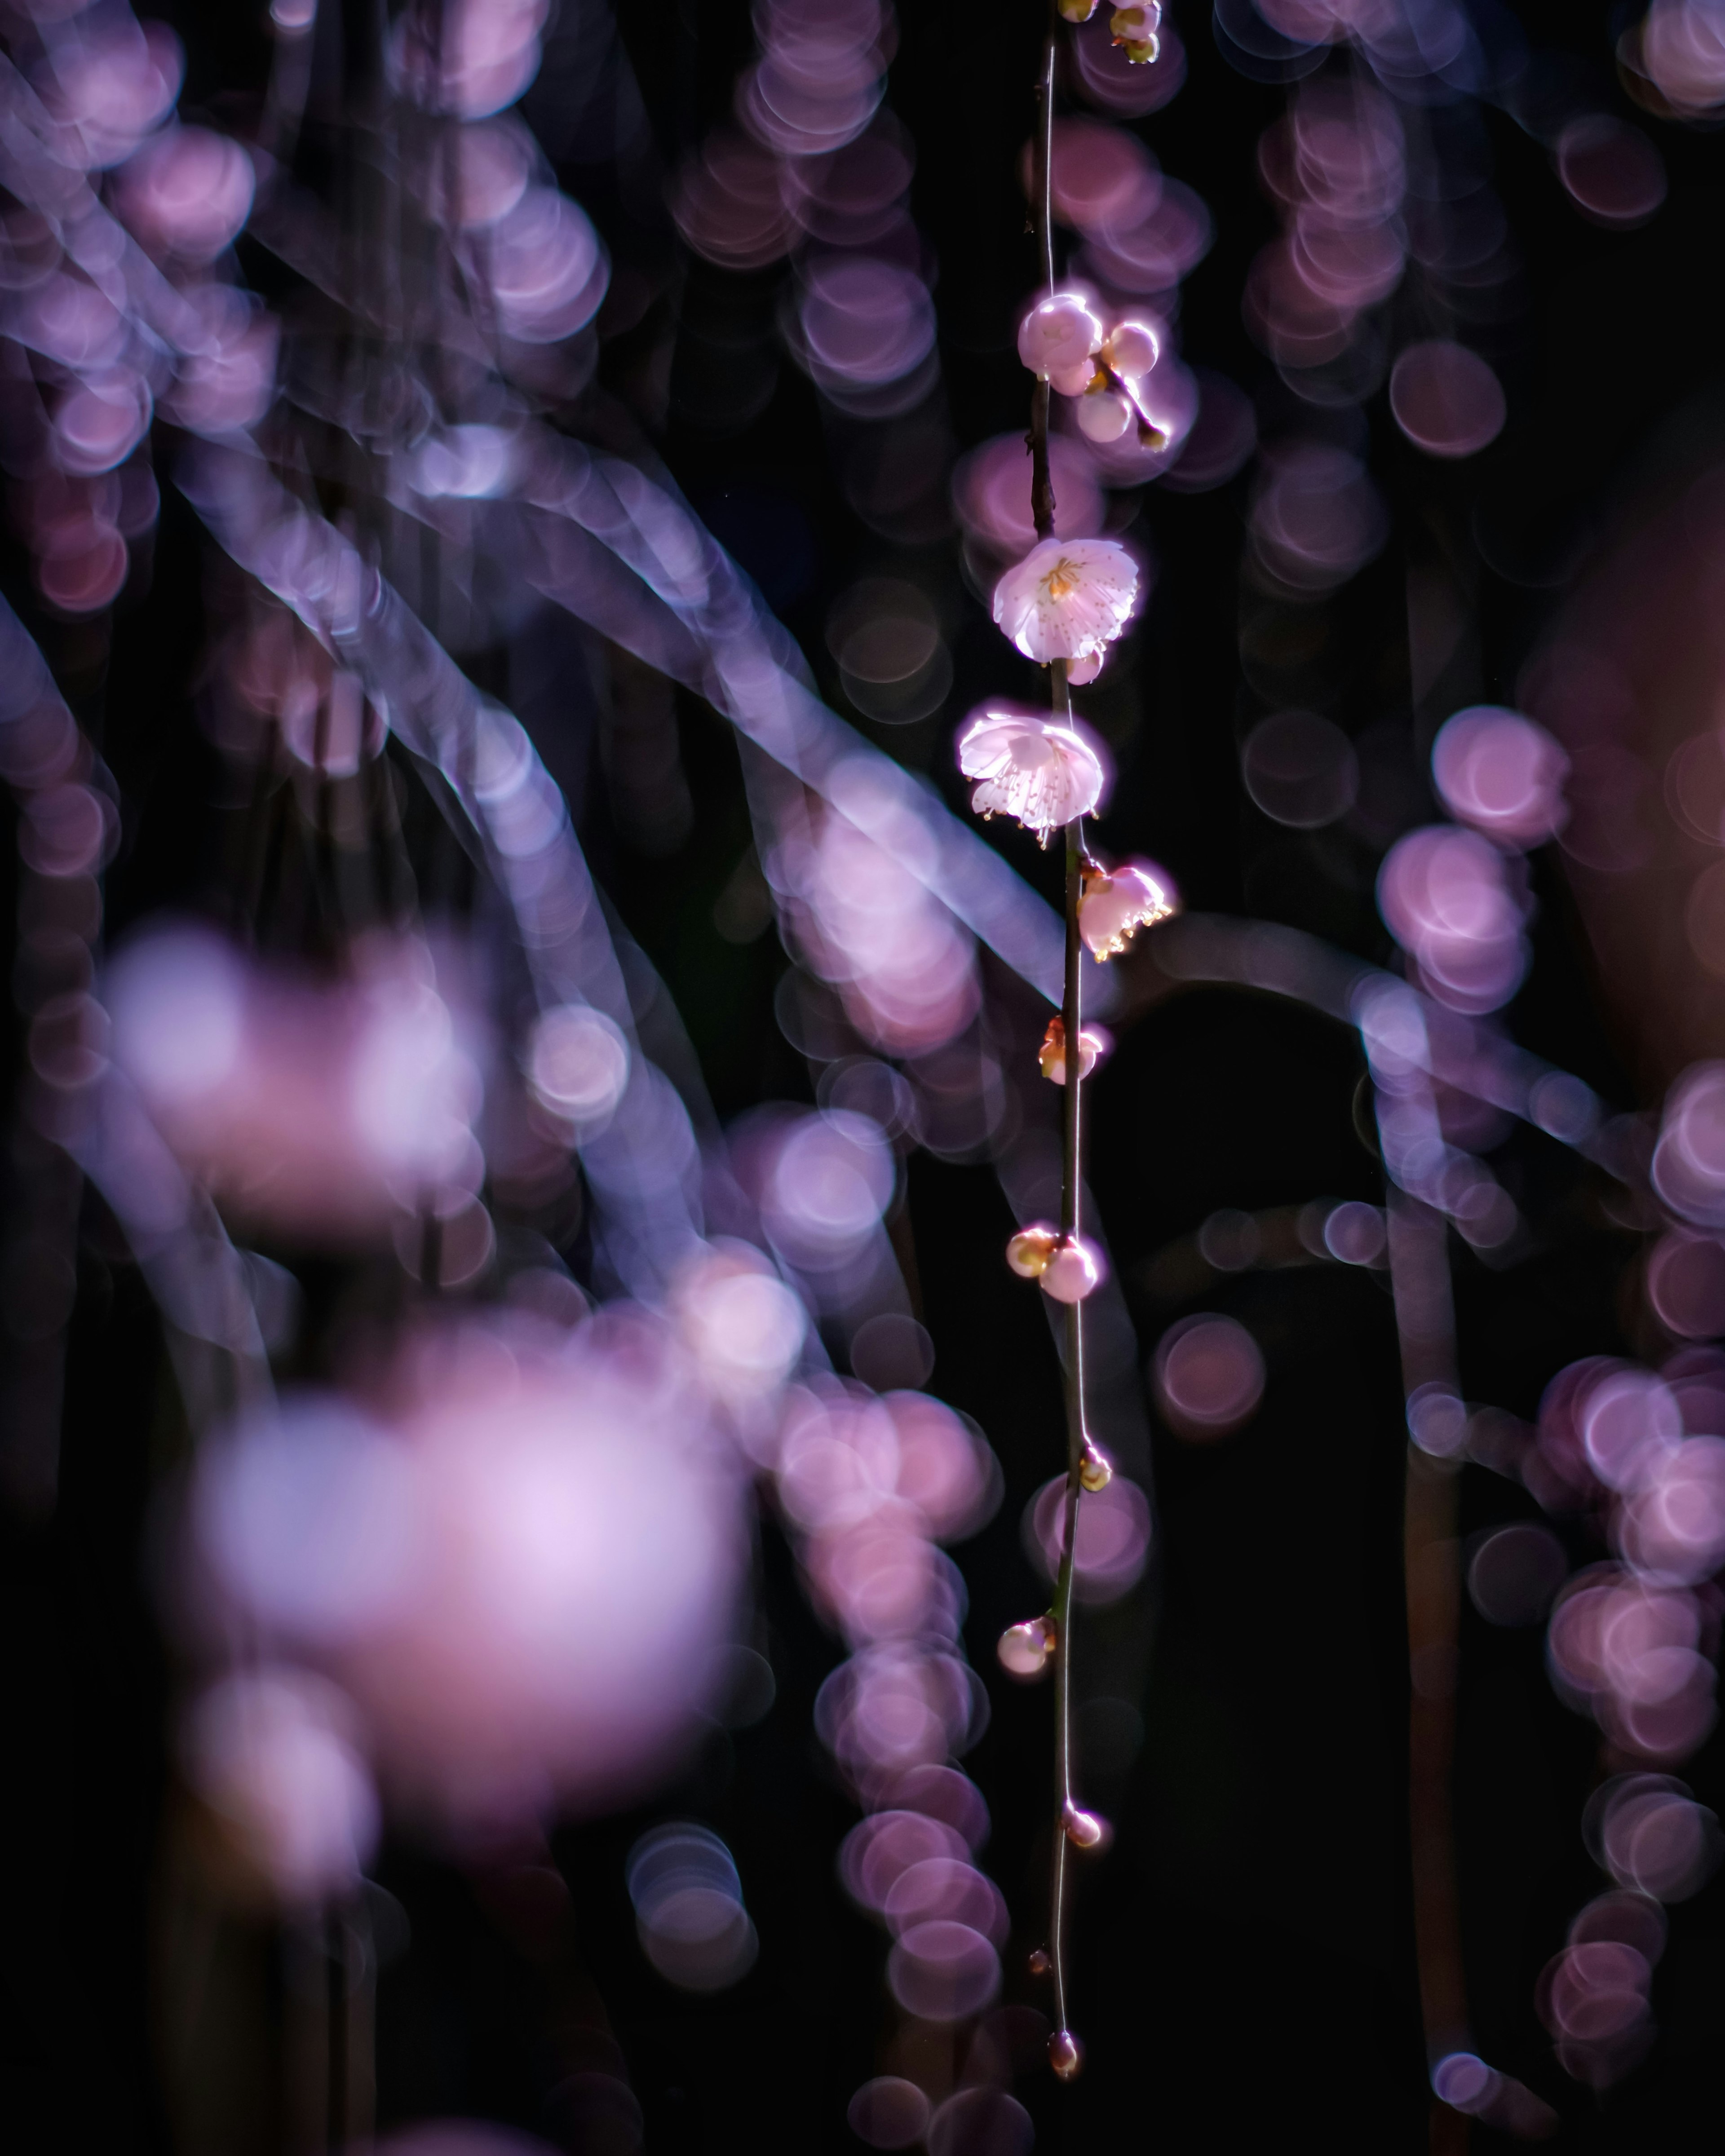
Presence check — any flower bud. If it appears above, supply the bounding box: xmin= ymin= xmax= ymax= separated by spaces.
xmin=1076 ymin=387 xmax=1132 ymax=444
xmin=1110 ymin=2 xmax=1161 ymax=57
xmin=1049 ymin=2029 xmax=1084 ymax=2079
xmin=1028 ymin=1947 xmax=1052 ymax=1977
xmin=1057 ymin=0 xmax=1101 ymax=17
xmin=1079 ymin=1443 xmax=1113 ymax=1491
xmin=1049 ymin=357 xmax=1102 ymax=398
xmin=1017 ymin=294 xmax=1102 ymax=385
xmin=1063 ymin=1802 xmax=1109 ymax=1849
xmin=1039 ymin=1015 xmax=1101 ymax=1086
xmin=1103 ymin=320 xmax=1159 ymax=379
xmin=1066 ymin=650 xmax=1102 ymax=687
xmin=1007 ymin=1224 xmax=1060 ymax=1278
xmin=1041 ymin=1239 xmax=1101 ymax=1304
xmin=998 ymin=1616 xmax=1056 ymax=1678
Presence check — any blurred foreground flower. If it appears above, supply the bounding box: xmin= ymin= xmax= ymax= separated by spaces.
xmin=188 ymin=1313 xmax=747 ymax=1833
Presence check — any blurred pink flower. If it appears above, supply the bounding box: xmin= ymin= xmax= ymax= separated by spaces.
xmin=991 ymin=536 xmax=1138 ymax=665
xmin=1016 ymin=294 xmax=1102 ymax=385
xmin=1075 ymin=387 xmax=1133 ymax=442
xmin=1079 ymin=861 xmax=1175 ymax=958
xmin=957 ymin=711 xmax=1104 ymax=836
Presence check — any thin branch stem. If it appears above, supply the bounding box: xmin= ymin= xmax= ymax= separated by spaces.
xmin=1030 ymin=31 xmax=1058 ymax=543
xmin=1030 ymin=5 xmax=1090 ymax=2061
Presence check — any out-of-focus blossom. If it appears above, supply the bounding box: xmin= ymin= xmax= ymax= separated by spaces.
xmin=1389 ymin=340 xmax=1507 ymax=460
xmin=1639 ymin=0 xmax=1725 ymax=118
xmin=191 ymin=1319 xmax=746 ymax=1829
xmin=1432 ymin=707 xmax=1569 ymax=848
xmin=628 ymin=1823 xmax=759 ymax=1991
xmin=1652 ymin=1065 xmax=1725 ymax=1228
xmin=997 ymin=1616 xmax=1055 ymax=1677
xmin=115 ymin=127 xmax=255 ymax=262
xmin=526 ymin=1004 xmax=629 ymax=1135
xmin=40 ymin=19 xmax=183 ymax=170
xmin=107 ymin=925 xmax=483 ymax=1245
xmin=1017 ymin=294 xmax=1103 ymax=389
xmin=1078 ymin=860 xmax=1174 ymax=958
xmin=181 ymin=1668 xmax=379 ymax=1905
xmin=991 ymin=537 xmax=1138 ymax=666
xmin=958 ymin=710 xmax=1105 ymax=837
xmin=671 ymin=1241 xmax=807 ymax=1411
xmin=1154 ymin=1314 xmax=1265 ymax=1438
xmin=1075 ymin=386 xmax=1133 ymax=442
xmin=1026 ymin=1470 xmax=1151 ymax=1602
xmin=1378 ymin=826 xmax=1531 ymax=1015
xmin=1039 ymin=1014 xmax=1102 ymax=1085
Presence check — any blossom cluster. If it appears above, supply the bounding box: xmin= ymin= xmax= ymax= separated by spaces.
xmin=1018 ymin=292 xmax=1164 ymax=448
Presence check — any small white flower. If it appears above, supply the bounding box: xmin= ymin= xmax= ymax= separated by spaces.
xmin=992 ymin=536 xmax=1139 ymax=665
xmin=1079 ymin=861 xmax=1176 ymax=959
xmin=958 ymin=710 xmax=1105 ymax=838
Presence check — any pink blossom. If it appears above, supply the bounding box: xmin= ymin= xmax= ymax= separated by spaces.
xmin=1076 ymin=388 xmax=1133 ymax=443
xmin=991 ymin=537 xmax=1139 ymax=665
xmin=997 ymin=1617 xmax=1055 ymax=1676
xmin=957 ymin=710 xmax=1105 ymax=837
xmin=1041 ymin=1238 xmax=1102 ymax=1303
xmin=1103 ymin=320 xmax=1159 ymax=378
xmin=1017 ymin=294 xmax=1102 ymax=384
xmin=1006 ymin=1224 xmax=1060 ymax=1277
xmin=1079 ymin=860 xmax=1175 ymax=959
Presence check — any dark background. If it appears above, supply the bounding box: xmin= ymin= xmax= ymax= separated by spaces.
xmin=4 ymin=2 xmax=1722 ymax=2151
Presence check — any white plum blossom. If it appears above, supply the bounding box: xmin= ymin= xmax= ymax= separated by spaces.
xmin=992 ymin=536 xmax=1139 ymax=666
xmin=958 ymin=711 xmax=1105 ymax=839
xmin=1079 ymin=861 xmax=1175 ymax=959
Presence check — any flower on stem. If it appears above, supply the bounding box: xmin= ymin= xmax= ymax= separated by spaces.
xmin=1049 ymin=2029 xmax=1084 ymax=2080
xmin=1057 ymin=0 xmax=1101 ymax=20
xmin=1101 ymin=319 xmax=1160 ymax=381
xmin=1041 ymin=1237 xmax=1102 ymax=1303
xmin=1062 ymin=1801 xmax=1110 ymax=1849
xmin=1110 ymin=2 xmax=1161 ymax=60
xmin=1006 ymin=1223 xmax=1061 ymax=1277
xmin=1079 ymin=1442 xmax=1113 ymax=1491
xmin=1078 ymin=860 xmax=1175 ymax=959
xmin=1039 ymin=1014 xmax=1101 ymax=1086
xmin=958 ymin=708 xmax=1105 ymax=838
xmin=992 ymin=536 xmax=1139 ymax=666
xmin=998 ymin=1615 xmax=1057 ymax=1677
xmin=1017 ymin=293 xmax=1102 ymax=388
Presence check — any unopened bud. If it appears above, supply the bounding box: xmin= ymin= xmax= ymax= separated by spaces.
xmin=1063 ymin=1802 xmax=1109 ymax=1849
xmin=1079 ymin=1444 xmax=1113 ymax=1492
xmin=1007 ymin=1224 xmax=1060 ymax=1278
xmin=1057 ymin=0 xmax=1100 ymax=18
xmin=998 ymin=1616 xmax=1056 ymax=1678
xmin=1049 ymin=2028 xmax=1084 ymax=2079
xmin=1110 ymin=2 xmax=1161 ymax=57
xmin=1041 ymin=1238 xmax=1101 ymax=1303
xmin=1028 ymin=1947 xmax=1052 ymax=1977
xmin=1039 ymin=1015 xmax=1102 ymax=1086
